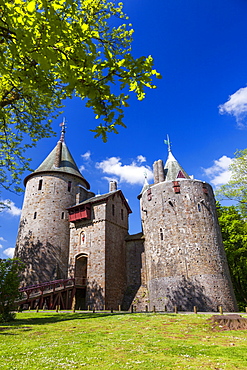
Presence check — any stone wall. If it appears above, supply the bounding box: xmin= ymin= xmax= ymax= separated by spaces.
xmin=68 ymin=203 xmax=107 ymax=309
xmin=124 ymin=233 xmax=149 ymax=311
xmin=105 ymin=193 xmax=129 ymax=309
xmin=68 ymin=191 xmax=129 ymax=310
xmin=140 ymin=179 xmax=238 ymax=312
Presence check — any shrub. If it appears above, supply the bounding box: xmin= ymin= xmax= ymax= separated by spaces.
xmin=0 ymin=258 xmax=24 ymax=322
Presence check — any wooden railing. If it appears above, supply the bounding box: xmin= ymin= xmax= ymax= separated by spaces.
xmin=19 ymin=278 xmax=74 ymax=299
xmin=17 ymin=278 xmax=88 ymax=309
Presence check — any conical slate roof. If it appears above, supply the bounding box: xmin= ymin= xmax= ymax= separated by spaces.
xmin=138 ymin=175 xmax=150 ymax=199
xmin=24 ymin=141 xmax=90 ymax=189
xmin=164 ymin=151 xmax=190 ymax=182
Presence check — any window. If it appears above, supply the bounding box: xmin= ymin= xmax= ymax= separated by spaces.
xmin=198 ymin=204 xmax=201 ymax=212
xmin=160 ymin=228 xmax=163 ymax=241
xmin=38 ymin=179 xmax=43 ymax=190
xmin=112 ymin=204 xmax=115 ymax=216
xmin=121 ymin=209 xmax=124 ymax=220
xmin=80 ymin=231 xmax=85 ymax=245
xmin=61 ymin=212 xmax=64 ymax=219
xmin=34 ymin=212 xmax=37 ymax=219
xmin=68 ymin=181 xmax=72 ymax=192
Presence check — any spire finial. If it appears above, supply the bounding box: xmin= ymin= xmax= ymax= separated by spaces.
xmin=143 ymin=170 xmax=149 ymax=186
xmin=164 ymin=135 xmax=171 ymax=153
xmin=59 ymin=117 xmax=66 ymax=142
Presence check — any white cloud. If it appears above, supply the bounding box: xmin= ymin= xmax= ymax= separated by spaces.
xmin=1 ymin=200 xmax=22 ymax=216
xmin=3 ymin=247 xmax=15 ymax=258
xmin=81 ymin=151 xmax=91 ymax=161
xmin=79 ymin=165 xmax=85 ymax=172
xmin=137 ymin=155 xmax=146 ymax=163
xmin=0 ymin=236 xmax=6 ymax=249
xmin=202 ymin=155 xmax=233 ymax=186
xmin=219 ymin=87 xmax=247 ymax=127
xmin=96 ymin=156 xmax=153 ymax=185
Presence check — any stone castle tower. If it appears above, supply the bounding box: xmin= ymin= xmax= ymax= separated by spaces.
xmin=135 ymin=142 xmax=238 ymax=311
xmin=15 ymin=128 xmax=238 ymax=311
xmin=14 ymin=124 xmax=94 ymax=285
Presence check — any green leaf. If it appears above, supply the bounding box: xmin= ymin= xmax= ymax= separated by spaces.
xmin=26 ymin=0 xmax=36 ymax=13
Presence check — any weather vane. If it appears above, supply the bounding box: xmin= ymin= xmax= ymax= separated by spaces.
xmin=59 ymin=117 xmax=67 ymax=142
xmin=164 ymin=135 xmax=171 ymax=152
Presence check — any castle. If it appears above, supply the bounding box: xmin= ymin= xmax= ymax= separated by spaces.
xmin=14 ymin=124 xmax=238 ymax=312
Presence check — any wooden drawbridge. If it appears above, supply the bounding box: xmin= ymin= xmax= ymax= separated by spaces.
xmin=17 ymin=278 xmax=87 ymax=310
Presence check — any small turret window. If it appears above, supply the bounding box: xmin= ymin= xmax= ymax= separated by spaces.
xmin=38 ymin=179 xmax=43 ymax=191
xmin=121 ymin=209 xmax=124 ymax=220
xmin=112 ymin=204 xmax=115 ymax=216
xmin=160 ymin=228 xmax=163 ymax=241
xmin=198 ymin=204 xmax=201 ymax=212
xmin=80 ymin=231 xmax=85 ymax=245
xmin=68 ymin=181 xmax=72 ymax=192
xmin=34 ymin=212 xmax=37 ymax=219
xmin=61 ymin=212 xmax=64 ymax=219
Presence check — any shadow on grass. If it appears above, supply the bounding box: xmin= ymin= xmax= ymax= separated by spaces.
xmin=0 ymin=311 xmax=130 ymax=334
xmin=0 ymin=311 xmax=182 ymax=337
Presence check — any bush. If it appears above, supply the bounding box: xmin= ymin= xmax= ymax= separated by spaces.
xmin=0 ymin=258 xmax=24 ymax=322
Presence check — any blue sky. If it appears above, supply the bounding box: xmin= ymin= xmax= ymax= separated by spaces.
xmin=1 ymin=0 xmax=247 ymax=258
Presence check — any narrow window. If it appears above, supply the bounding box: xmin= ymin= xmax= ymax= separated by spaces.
xmin=198 ymin=204 xmax=201 ymax=212
xmin=38 ymin=179 xmax=43 ymax=191
xmin=34 ymin=212 xmax=37 ymax=219
xmin=61 ymin=212 xmax=64 ymax=219
xmin=80 ymin=232 xmax=85 ymax=245
xmin=121 ymin=209 xmax=124 ymax=220
xmin=68 ymin=181 xmax=72 ymax=192
xmin=160 ymin=228 xmax=163 ymax=241
xmin=112 ymin=204 xmax=115 ymax=216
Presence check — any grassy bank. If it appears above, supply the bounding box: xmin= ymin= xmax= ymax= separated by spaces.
xmin=0 ymin=311 xmax=247 ymax=369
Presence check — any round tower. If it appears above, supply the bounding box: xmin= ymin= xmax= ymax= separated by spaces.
xmin=15 ymin=123 xmax=93 ymax=286
xmin=139 ymin=141 xmax=237 ymax=312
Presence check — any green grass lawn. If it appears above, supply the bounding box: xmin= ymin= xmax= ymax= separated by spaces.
xmin=0 ymin=311 xmax=247 ymax=369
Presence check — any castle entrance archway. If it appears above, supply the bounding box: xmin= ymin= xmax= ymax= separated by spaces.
xmin=75 ymin=253 xmax=88 ymax=286
xmin=75 ymin=253 xmax=88 ymax=310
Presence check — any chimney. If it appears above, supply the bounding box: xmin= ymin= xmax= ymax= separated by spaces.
xmin=54 ymin=141 xmax=62 ymax=168
xmin=153 ymin=161 xmax=159 ymax=184
xmin=157 ymin=159 xmax=165 ymax=182
xmin=109 ymin=180 xmax=118 ymax=192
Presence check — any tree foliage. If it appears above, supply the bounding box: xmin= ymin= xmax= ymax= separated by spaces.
xmin=216 ymin=149 xmax=247 ymax=217
xmin=217 ymin=203 xmax=247 ymax=309
xmin=0 ymin=258 xmax=24 ymax=322
xmin=0 ymin=0 xmax=160 ymax=192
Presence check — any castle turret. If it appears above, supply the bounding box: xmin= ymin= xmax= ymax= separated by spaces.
xmin=139 ymin=139 xmax=237 ymax=312
xmin=15 ymin=122 xmax=94 ymax=285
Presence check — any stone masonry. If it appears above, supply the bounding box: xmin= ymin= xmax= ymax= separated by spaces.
xmin=139 ymin=178 xmax=238 ymax=311
xmin=68 ymin=190 xmax=131 ymax=310
xmin=14 ymin=135 xmax=92 ymax=285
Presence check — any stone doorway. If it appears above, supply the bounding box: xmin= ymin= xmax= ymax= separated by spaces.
xmin=75 ymin=253 xmax=88 ymax=310
xmin=75 ymin=253 xmax=88 ymax=286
